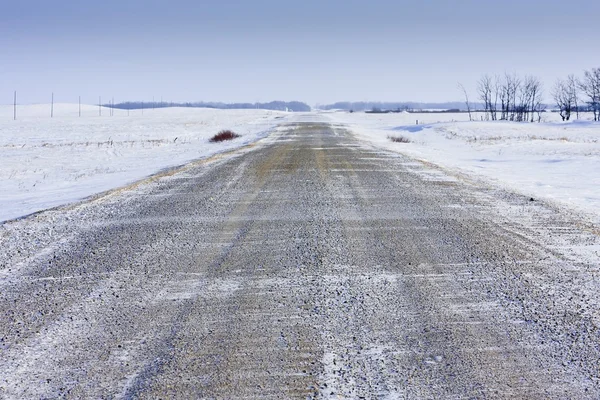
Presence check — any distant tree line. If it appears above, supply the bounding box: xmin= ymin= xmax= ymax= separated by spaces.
xmin=320 ymin=101 xmax=484 ymax=112
xmin=322 ymin=67 xmax=600 ymax=123
xmin=365 ymin=108 xmax=463 ymax=114
xmin=111 ymin=100 xmax=311 ymax=112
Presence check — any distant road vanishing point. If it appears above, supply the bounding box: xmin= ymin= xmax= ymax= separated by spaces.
xmin=1 ymin=114 xmax=599 ymax=399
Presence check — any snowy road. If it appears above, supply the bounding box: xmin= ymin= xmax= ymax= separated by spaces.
xmin=1 ymin=118 xmax=600 ymax=398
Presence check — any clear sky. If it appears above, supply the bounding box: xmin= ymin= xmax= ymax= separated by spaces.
xmin=1 ymin=0 xmax=599 ymax=105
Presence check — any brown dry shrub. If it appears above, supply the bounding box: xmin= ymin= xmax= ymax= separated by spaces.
xmin=210 ymin=130 xmax=241 ymax=142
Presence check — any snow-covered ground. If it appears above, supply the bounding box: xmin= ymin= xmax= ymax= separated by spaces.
xmin=0 ymin=104 xmax=288 ymax=222
xmin=2 ymin=105 xmax=599 ymax=223
xmin=326 ymin=110 xmax=600 ymax=221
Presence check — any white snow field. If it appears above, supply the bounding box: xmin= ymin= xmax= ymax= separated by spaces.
xmin=0 ymin=104 xmax=288 ymax=222
xmin=326 ymin=110 xmax=600 ymax=221
xmin=2 ymin=104 xmax=599 ymax=223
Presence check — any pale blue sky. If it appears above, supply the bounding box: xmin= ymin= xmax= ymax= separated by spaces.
xmin=1 ymin=0 xmax=599 ymax=105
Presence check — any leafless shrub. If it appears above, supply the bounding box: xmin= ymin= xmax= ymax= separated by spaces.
xmin=388 ymin=135 xmax=411 ymax=143
xmin=210 ymin=130 xmax=241 ymax=142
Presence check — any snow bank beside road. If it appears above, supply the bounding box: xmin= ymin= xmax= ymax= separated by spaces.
xmin=0 ymin=105 xmax=288 ymax=222
xmin=3 ymin=105 xmax=598 ymax=223
xmin=327 ymin=110 xmax=600 ymax=220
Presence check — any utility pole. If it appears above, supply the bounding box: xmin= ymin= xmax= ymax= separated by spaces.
xmin=99 ymin=96 xmax=101 ymax=116
xmin=79 ymin=96 xmax=81 ymax=117
xmin=51 ymin=92 xmax=54 ymax=118
xmin=13 ymin=91 xmax=17 ymax=120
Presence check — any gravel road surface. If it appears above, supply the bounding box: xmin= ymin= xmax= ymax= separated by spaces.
xmin=1 ymin=115 xmax=600 ymax=399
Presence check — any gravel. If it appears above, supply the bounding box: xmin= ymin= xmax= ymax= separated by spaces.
xmin=1 ymin=115 xmax=599 ymax=398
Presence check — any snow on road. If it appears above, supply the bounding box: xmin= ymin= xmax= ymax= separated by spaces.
xmin=326 ymin=110 xmax=600 ymax=221
xmin=2 ymin=122 xmax=599 ymax=397
xmin=0 ymin=104 xmax=288 ymax=222
xmin=2 ymin=105 xmax=599 ymax=224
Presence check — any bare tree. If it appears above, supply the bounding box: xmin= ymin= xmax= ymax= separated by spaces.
xmin=516 ymin=77 xmax=533 ymax=122
xmin=507 ymin=73 xmax=520 ymax=121
xmin=458 ymin=82 xmax=473 ymax=121
xmin=477 ymin=75 xmax=493 ymax=120
xmin=567 ymin=74 xmax=579 ymax=119
xmin=579 ymin=67 xmax=600 ymax=121
xmin=499 ymin=73 xmax=520 ymax=121
xmin=492 ymin=75 xmax=500 ymax=120
xmin=526 ymin=76 xmax=543 ymax=122
xmin=553 ymin=79 xmax=574 ymax=121
xmin=499 ymin=79 xmax=508 ymax=121
xmin=530 ymin=78 xmax=544 ymax=122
